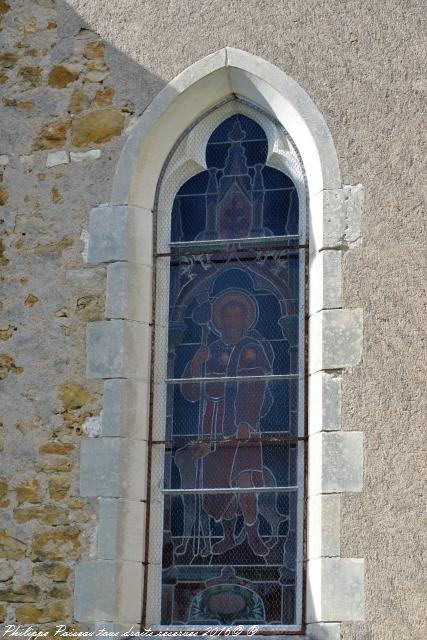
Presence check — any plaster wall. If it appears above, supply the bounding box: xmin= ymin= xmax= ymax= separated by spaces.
xmin=0 ymin=1 xmax=425 ymax=639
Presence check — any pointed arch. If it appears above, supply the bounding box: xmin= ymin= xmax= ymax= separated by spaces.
xmin=78 ymin=49 xmax=364 ymax=640
xmin=112 ymin=48 xmax=340 ymax=210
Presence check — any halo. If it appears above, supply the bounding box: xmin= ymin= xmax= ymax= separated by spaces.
xmin=211 ymin=290 xmax=257 ymax=332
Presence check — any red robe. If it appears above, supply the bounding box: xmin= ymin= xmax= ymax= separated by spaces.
xmin=181 ymin=336 xmax=272 ymax=520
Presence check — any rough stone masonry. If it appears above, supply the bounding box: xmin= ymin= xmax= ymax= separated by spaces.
xmin=0 ymin=0 xmax=142 ymax=634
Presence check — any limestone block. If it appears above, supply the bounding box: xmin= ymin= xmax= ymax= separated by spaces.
xmin=46 ymin=150 xmax=69 ymax=168
xmin=0 ymin=561 xmax=13 ymax=581
xmin=65 ymin=267 xmax=106 ymax=291
xmin=70 ymin=149 xmax=102 ymax=162
xmin=307 ymin=494 xmax=340 ymax=559
xmin=0 ymin=530 xmax=27 ymax=560
xmin=343 ymin=184 xmax=363 ymax=247
xmin=15 ymin=601 xmax=67 ymax=623
xmin=309 ymin=309 xmax=363 ymax=374
xmin=0 ymin=187 xmax=8 ymax=206
xmin=310 ymin=185 xmax=363 ymax=253
xmin=306 ymin=622 xmax=341 ymax=640
xmin=309 ymin=250 xmax=342 ymax=315
xmin=86 ymin=204 xmax=153 ymax=266
xmin=306 ymin=557 xmax=364 ymax=622
xmin=31 ymin=529 xmax=80 ymax=561
xmin=101 ymin=378 xmax=150 ymax=439
xmin=72 ymin=109 xmax=124 ymax=147
xmin=80 ymin=437 xmax=147 ymax=499
xmin=48 ymin=63 xmax=81 ymax=88
xmin=16 ymin=479 xmax=41 ymax=505
xmin=172 ymin=48 xmax=228 ymax=93
xmin=308 ymin=431 xmax=363 ymax=496
xmin=97 ymin=498 xmax=146 ymax=562
xmin=58 ymin=382 xmax=90 ymax=411
xmin=83 ymin=41 xmax=105 ymax=59
xmin=86 ymin=319 xmax=151 ymax=380
xmin=80 ymin=438 xmax=120 ymax=498
xmin=310 ymin=189 xmax=345 ymax=253
xmin=106 ymin=262 xmax=152 ymax=323
xmin=74 ymin=560 xmax=143 ymax=623
xmin=309 ymin=371 xmax=341 ymax=434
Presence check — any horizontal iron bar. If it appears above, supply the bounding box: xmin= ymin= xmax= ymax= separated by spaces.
xmin=151 ymin=434 xmax=306 ymax=446
xmin=156 ymin=242 xmax=308 ymax=259
xmin=162 ymin=485 xmax=299 ymax=495
xmin=196 ymin=136 xmax=270 ymax=146
xmin=175 ymin=186 xmax=298 ymax=197
xmin=166 ymin=373 xmax=299 ymax=384
xmin=169 ymin=234 xmax=300 ymax=247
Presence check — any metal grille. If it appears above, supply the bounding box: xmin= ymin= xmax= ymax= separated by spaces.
xmin=145 ymin=106 xmax=307 ymax=634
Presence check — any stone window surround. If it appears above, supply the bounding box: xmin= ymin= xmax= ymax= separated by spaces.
xmin=74 ymin=48 xmax=364 ymax=640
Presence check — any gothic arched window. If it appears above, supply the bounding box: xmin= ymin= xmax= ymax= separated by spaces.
xmin=146 ymin=102 xmax=307 ymax=633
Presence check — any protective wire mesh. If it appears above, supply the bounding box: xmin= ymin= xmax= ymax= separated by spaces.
xmin=147 ymin=108 xmax=306 ymax=631
xmin=161 ymin=490 xmax=301 ymax=626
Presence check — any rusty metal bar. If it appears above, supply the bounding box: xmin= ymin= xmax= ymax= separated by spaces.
xmin=166 ymin=372 xmax=299 ymax=384
xmin=162 ymin=485 xmax=299 ymax=495
xmin=168 ymin=233 xmax=300 ymax=247
xmin=156 ymin=242 xmax=307 ymax=259
xmin=151 ymin=434 xmax=305 ymax=446
xmin=300 ymin=210 xmax=310 ymax=633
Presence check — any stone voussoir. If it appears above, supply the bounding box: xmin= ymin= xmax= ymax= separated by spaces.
xmin=97 ymin=498 xmax=146 ymax=562
xmin=79 ymin=437 xmax=147 ymax=499
xmin=86 ymin=319 xmax=151 ymax=380
xmin=86 ymin=204 xmax=153 ymax=266
xmin=101 ymin=378 xmax=150 ymax=439
xmin=308 ymin=431 xmax=363 ymax=496
xmin=306 ymin=557 xmax=364 ymax=622
xmin=105 ymin=261 xmax=152 ymax=323
xmin=308 ymin=371 xmax=342 ymax=434
xmin=309 ymin=308 xmax=363 ymax=374
xmin=74 ymin=560 xmax=144 ymax=623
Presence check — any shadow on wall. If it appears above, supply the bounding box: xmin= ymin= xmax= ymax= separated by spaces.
xmin=57 ymin=0 xmax=166 ymax=118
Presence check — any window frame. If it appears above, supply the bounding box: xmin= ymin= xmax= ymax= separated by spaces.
xmin=145 ymin=101 xmax=309 ymax=634
xmin=76 ymin=49 xmax=364 ymax=640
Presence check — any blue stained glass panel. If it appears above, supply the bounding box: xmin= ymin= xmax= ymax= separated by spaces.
xmin=170 ymin=114 xmax=299 ymax=244
xmin=156 ymin=113 xmax=304 ymax=628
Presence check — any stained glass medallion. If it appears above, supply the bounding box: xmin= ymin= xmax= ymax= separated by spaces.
xmin=151 ymin=112 xmax=305 ymax=630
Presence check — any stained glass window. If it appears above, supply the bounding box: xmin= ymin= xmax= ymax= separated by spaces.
xmin=148 ymin=111 xmax=306 ymax=631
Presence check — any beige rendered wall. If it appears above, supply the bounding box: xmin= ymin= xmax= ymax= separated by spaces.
xmin=0 ymin=1 xmax=424 ymax=639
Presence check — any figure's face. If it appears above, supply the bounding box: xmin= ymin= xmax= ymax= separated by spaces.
xmin=223 ymin=304 xmax=246 ymax=328
xmin=220 ymin=303 xmax=247 ymax=343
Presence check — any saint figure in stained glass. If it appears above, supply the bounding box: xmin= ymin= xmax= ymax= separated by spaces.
xmin=177 ymin=290 xmax=273 ymax=557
